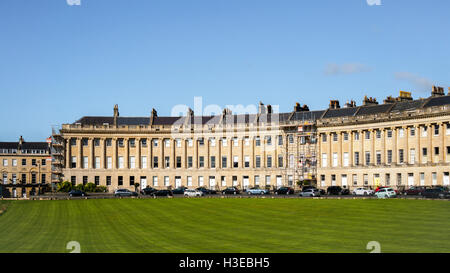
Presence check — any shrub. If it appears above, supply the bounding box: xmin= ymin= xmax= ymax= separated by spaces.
xmin=74 ymin=184 xmax=85 ymax=191
xmin=84 ymin=183 xmax=96 ymax=192
xmin=95 ymin=186 xmax=108 ymax=193
xmin=57 ymin=181 xmax=73 ymax=192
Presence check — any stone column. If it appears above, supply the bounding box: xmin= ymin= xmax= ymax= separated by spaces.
xmin=349 ymin=131 xmax=353 ymax=167
xmin=206 ymin=138 xmax=210 ymax=169
xmin=381 ymin=128 xmax=386 ymax=165
xmin=338 ymin=131 xmax=343 ymax=167
xmin=360 ymin=130 xmax=364 ymax=166
xmin=371 ymin=129 xmax=375 ymax=166
xmin=440 ymin=122 xmax=445 ymax=163
xmin=241 ymin=137 xmax=244 ymax=169
xmin=194 ymin=137 xmax=198 ymax=169
xmin=416 ymin=125 xmax=421 ymax=165
xmin=173 ymin=139 xmax=176 ymax=169
xmin=136 ymin=138 xmax=141 ymax=169
xmin=77 ymin=138 xmax=82 ymax=169
xmin=217 ymin=137 xmax=221 ymax=169
xmin=90 ymin=138 xmax=95 ymax=169
xmin=428 ymin=124 xmax=432 ymax=164
xmin=149 ymin=138 xmax=153 ymax=169
xmin=183 ymin=138 xmax=187 ymax=169
xmin=392 ymin=127 xmax=397 ymax=164
xmin=404 ymin=126 xmax=409 ymax=164
xmin=328 ymin=132 xmax=332 ymax=168
xmin=124 ymin=138 xmax=129 ymax=169
xmin=160 ymin=138 xmax=164 ymax=169
xmin=112 ymin=138 xmax=117 ymax=169
xmin=66 ymin=138 xmax=71 ymax=168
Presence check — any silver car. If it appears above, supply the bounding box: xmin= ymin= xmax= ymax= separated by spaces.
xmin=299 ymin=188 xmax=321 ymax=197
xmin=246 ymin=187 xmax=269 ymax=195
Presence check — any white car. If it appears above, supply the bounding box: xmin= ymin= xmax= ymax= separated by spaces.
xmin=352 ymin=187 xmax=374 ymax=196
xmin=184 ymin=189 xmax=204 ymax=197
xmin=375 ymin=188 xmax=397 ymax=199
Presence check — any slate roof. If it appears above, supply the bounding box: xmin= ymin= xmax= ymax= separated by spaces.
xmin=71 ymin=95 xmax=450 ymax=126
xmin=0 ymin=142 xmax=49 ymax=150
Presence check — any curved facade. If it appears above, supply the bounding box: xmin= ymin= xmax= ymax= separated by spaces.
xmin=53 ymin=88 xmax=450 ymax=191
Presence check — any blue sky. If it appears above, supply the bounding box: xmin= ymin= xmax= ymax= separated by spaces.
xmin=0 ymin=0 xmax=449 ymax=141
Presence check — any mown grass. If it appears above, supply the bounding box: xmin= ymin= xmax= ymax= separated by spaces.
xmin=0 ymin=198 xmax=449 ymax=253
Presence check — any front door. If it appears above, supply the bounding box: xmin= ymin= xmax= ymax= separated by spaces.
xmin=175 ymin=176 xmax=182 ymax=188
xmin=209 ymin=176 xmax=216 ymax=190
xmin=408 ymin=173 xmax=414 ymax=187
xmin=341 ymin=175 xmax=348 ymax=188
xmin=140 ymin=177 xmax=147 ymax=190
xmin=243 ymin=176 xmax=249 ymax=189
xmin=276 ymin=176 xmax=283 ymax=188
xmin=444 ymin=172 xmax=450 ymax=186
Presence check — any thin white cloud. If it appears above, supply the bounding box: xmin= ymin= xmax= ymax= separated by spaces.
xmin=394 ymin=72 xmax=433 ymax=92
xmin=324 ymin=63 xmax=372 ymax=76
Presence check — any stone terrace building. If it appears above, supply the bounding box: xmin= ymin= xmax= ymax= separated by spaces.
xmin=52 ymin=86 xmax=450 ymax=192
xmin=0 ymin=136 xmax=52 ymax=197
xmin=52 ymin=103 xmax=320 ymax=191
xmin=317 ymin=88 xmax=450 ymax=189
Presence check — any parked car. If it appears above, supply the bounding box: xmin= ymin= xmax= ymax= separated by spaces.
xmin=69 ymin=190 xmax=86 ymax=197
xmin=402 ymin=186 xmax=429 ymax=196
xmin=299 ymin=188 xmax=321 ymax=197
xmin=141 ymin=187 xmax=157 ymax=195
xmin=302 ymin=186 xmax=324 ymax=194
xmin=222 ymin=187 xmax=240 ymax=195
xmin=172 ymin=187 xmax=188 ymax=194
xmin=375 ymin=187 xmax=397 ymax=199
xmin=114 ymin=189 xmax=138 ymax=197
xmin=375 ymin=186 xmax=399 ymax=195
xmin=422 ymin=188 xmax=450 ymax=199
xmin=246 ymin=187 xmax=269 ymax=195
xmin=152 ymin=190 xmax=173 ymax=197
xmin=196 ymin=187 xmax=217 ymax=195
xmin=352 ymin=187 xmax=374 ymax=196
xmin=327 ymin=186 xmax=350 ymax=195
xmin=184 ymin=189 xmax=204 ymax=197
xmin=274 ymin=187 xmax=295 ymax=195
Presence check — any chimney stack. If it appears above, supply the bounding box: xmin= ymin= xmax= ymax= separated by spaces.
xmin=329 ymin=100 xmax=340 ymax=109
xmin=150 ymin=108 xmax=157 ymax=125
xmin=431 ymin=86 xmax=445 ymax=97
xmin=383 ymin=96 xmax=396 ymax=104
xmin=344 ymin=100 xmax=356 ymax=108
xmin=363 ymin=96 xmax=378 ymax=106
xmin=398 ymin=91 xmax=413 ymax=101
xmin=113 ymin=104 xmax=119 ymax=127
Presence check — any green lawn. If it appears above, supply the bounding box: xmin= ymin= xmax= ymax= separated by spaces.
xmin=0 ymin=198 xmax=449 ymax=253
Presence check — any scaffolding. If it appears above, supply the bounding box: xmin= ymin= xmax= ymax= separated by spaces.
xmin=51 ymin=125 xmax=65 ymax=185
xmin=283 ymin=120 xmax=318 ymax=190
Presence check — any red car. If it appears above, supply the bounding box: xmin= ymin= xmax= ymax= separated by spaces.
xmin=402 ymin=186 xmax=429 ymax=196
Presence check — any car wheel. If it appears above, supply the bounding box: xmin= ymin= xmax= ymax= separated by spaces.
xmin=234 ymin=192 xmax=236 ymax=195
xmin=70 ymin=194 xmax=73 ymax=197
xmin=363 ymin=192 xmax=367 ymax=196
